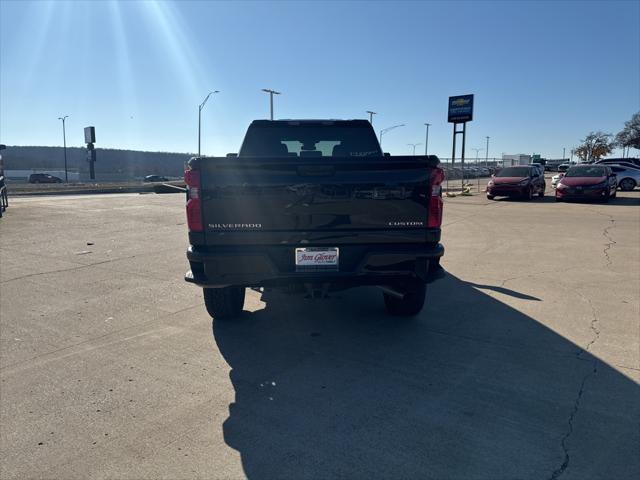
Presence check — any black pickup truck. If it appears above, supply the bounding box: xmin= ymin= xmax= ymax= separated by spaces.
xmin=184 ymin=120 xmax=445 ymax=318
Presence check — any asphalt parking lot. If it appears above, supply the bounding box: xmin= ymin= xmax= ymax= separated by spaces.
xmin=1 ymin=191 xmax=639 ymax=480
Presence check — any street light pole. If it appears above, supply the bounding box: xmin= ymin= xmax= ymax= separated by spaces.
xmin=485 ymin=136 xmax=490 ymax=166
xmin=379 ymin=124 xmax=405 ymax=150
xmin=262 ymin=88 xmax=281 ymax=120
xmin=407 ymin=143 xmax=422 ymax=156
xmin=58 ymin=115 xmax=69 ymax=182
xmin=472 ymin=147 xmax=483 ymax=161
xmin=198 ymin=90 xmax=219 ymax=157
xmin=563 ymin=147 xmax=566 ymax=160
xmin=366 ymin=111 xmax=377 ymax=124
xmin=424 ymin=123 xmax=431 ymax=155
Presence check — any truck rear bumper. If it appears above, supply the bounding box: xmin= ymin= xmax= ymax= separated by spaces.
xmin=185 ymin=243 xmax=445 ymax=288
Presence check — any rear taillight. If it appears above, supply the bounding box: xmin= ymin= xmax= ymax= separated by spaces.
xmin=184 ymin=165 xmax=203 ymax=232
xmin=428 ymin=167 xmax=445 ymax=228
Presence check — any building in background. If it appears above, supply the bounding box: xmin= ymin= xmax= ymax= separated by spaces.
xmin=502 ymin=154 xmax=532 ymax=167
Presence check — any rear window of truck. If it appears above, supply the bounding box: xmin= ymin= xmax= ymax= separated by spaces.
xmin=239 ymin=123 xmax=382 ymax=158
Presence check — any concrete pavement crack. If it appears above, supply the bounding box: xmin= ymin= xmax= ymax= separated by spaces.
xmin=577 ymin=293 xmax=601 ymax=358
xmin=602 ymin=220 xmax=616 ymax=268
xmin=549 ymin=360 xmax=598 ymax=480
xmin=549 ymin=290 xmax=601 ymax=480
xmin=499 ymin=266 xmax=580 ymax=288
xmin=593 ymin=210 xmax=616 ymax=269
xmin=0 ymin=250 xmax=174 ymax=284
xmin=1 ymin=263 xmax=95 ymax=284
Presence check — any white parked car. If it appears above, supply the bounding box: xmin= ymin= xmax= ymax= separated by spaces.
xmin=551 ymin=173 xmax=564 ymax=188
xmin=609 ymin=165 xmax=640 ymax=191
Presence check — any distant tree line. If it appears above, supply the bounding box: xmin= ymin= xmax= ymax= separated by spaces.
xmin=1 ymin=146 xmax=193 ymax=178
xmin=575 ymin=112 xmax=640 ymax=162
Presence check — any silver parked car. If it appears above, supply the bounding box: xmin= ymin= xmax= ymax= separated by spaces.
xmin=610 ymin=165 xmax=640 ymax=191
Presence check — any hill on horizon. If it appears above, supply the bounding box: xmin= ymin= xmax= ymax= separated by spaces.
xmin=1 ymin=145 xmax=194 ymax=179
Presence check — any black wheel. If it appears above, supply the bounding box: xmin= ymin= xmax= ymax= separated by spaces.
xmin=524 ymin=186 xmax=533 ymax=201
xmin=383 ymin=281 xmax=426 ymax=317
xmin=619 ymin=178 xmax=636 ymax=191
xmin=486 ymin=194 xmax=495 ymax=200
xmin=538 ymin=185 xmax=545 ymax=197
xmin=611 ymin=188 xmax=617 ymax=199
xmin=602 ymin=189 xmax=610 ymax=203
xmin=555 ymin=196 xmax=562 ymax=202
xmin=203 ymin=287 xmax=245 ymax=320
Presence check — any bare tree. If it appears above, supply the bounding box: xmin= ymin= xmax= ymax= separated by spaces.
xmin=574 ymin=131 xmax=614 ymax=162
xmin=615 ymin=112 xmax=640 ymax=156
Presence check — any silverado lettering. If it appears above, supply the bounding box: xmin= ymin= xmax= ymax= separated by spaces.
xmin=209 ymin=223 xmax=262 ymax=229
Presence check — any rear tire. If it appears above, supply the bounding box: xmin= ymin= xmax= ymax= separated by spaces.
xmin=538 ymin=185 xmax=545 ymax=197
xmin=524 ymin=186 xmax=533 ymax=201
xmin=619 ymin=178 xmax=636 ymax=191
xmin=486 ymin=194 xmax=495 ymax=200
xmin=203 ymin=287 xmax=245 ymax=320
xmin=383 ymin=281 xmax=426 ymax=317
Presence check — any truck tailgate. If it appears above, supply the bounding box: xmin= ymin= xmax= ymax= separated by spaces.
xmin=199 ymin=156 xmax=439 ymax=245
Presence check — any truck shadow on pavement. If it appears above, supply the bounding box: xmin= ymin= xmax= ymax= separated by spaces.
xmin=212 ymin=274 xmax=639 ymax=480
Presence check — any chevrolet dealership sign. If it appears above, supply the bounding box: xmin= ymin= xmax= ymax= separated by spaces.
xmin=448 ymin=94 xmax=474 ymax=123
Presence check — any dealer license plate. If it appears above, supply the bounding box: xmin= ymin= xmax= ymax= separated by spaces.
xmin=295 ymin=247 xmax=339 ymax=271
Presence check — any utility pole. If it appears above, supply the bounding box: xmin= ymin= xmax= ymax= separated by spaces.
xmin=379 ymin=124 xmax=405 ymax=149
xmin=424 ymin=123 xmax=431 ymax=155
xmin=198 ymin=90 xmax=219 ymax=157
xmin=407 ymin=143 xmax=422 ymax=156
xmin=485 ymin=136 xmax=490 ymax=166
xmin=366 ymin=111 xmax=377 ymax=124
xmin=563 ymin=147 xmax=566 ymax=160
xmin=262 ymin=88 xmax=281 ymax=120
xmin=471 ymin=147 xmax=484 ymax=192
xmin=58 ymin=115 xmax=69 ymax=182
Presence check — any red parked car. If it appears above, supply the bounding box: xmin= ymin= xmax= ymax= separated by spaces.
xmin=555 ymin=165 xmax=617 ymax=202
xmin=486 ymin=166 xmax=546 ymax=200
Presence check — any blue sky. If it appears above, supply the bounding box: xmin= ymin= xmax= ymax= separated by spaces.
xmin=1 ymin=0 xmax=638 ymax=159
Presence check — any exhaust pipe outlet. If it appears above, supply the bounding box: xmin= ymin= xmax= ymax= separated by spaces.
xmin=378 ymin=286 xmax=405 ymax=299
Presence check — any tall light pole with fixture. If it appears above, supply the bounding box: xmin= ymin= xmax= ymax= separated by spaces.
xmin=562 ymin=147 xmax=566 ymax=160
xmin=379 ymin=124 xmax=405 ymax=149
xmin=485 ymin=136 xmax=490 ymax=166
xmin=366 ymin=111 xmax=377 ymax=124
xmin=198 ymin=90 xmax=219 ymax=157
xmin=472 ymin=147 xmax=483 ymax=161
xmin=262 ymin=88 xmax=281 ymax=120
xmin=424 ymin=123 xmax=431 ymax=155
xmin=407 ymin=143 xmax=422 ymax=156
xmin=471 ymin=147 xmax=484 ymax=191
xmin=58 ymin=115 xmax=69 ymax=182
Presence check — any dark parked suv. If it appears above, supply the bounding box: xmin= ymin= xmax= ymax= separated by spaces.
xmin=486 ymin=166 xmax=546 ymax=200
xmin=28 ymin=173 xmax=62 ymax=184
